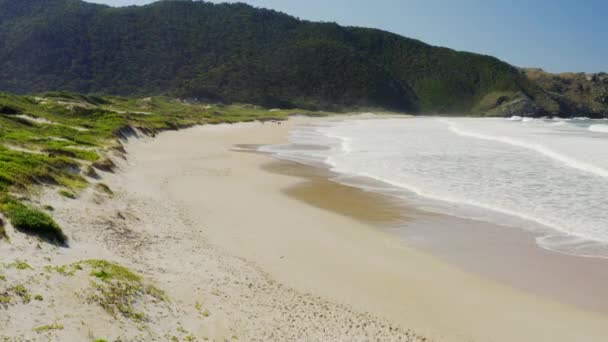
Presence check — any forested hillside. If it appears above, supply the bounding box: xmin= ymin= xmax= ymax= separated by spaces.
xmin=0 ymin=0 xmax=581 ymax=115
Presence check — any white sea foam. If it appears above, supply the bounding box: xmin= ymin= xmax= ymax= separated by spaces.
xmin=262 ymin=117 xmax=608 ymax=258
xmin=589 ymin=124 xmax=608 ymax=133
xmin=550 ymin=120 xmax=567 ymax=126
xmin=440 ymin=119 xmax=608 ymax=179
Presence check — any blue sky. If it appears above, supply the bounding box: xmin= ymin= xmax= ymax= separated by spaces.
xmin=86 ymin=0 xmax=607 ymax=73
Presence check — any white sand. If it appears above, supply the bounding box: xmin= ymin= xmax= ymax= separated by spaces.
xmin=2 ymin=116 xmax=608 ymax=341
xmin=0 ymin=117 xmax=421 ymax=341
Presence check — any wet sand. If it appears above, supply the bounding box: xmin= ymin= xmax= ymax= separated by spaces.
xmin=153 ymin=117 xmax=608 ymax=341
xmin=262 ymin=160 xmax=410 ymax=224
xmin=264 ymin=152 xmax=608 ymax=315
xmin=399 ymin=213 xmax=608 ymax=314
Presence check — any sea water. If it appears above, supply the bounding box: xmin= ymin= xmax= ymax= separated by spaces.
xmin=260 ymin=116 xmax=608 ymax=258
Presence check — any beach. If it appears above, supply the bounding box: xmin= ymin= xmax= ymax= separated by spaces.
xmin=2 ymin=115 xmax=608 ymax=341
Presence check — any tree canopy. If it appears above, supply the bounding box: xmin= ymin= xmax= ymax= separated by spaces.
xmin=0 ymin=0 xmax=572 ymax=114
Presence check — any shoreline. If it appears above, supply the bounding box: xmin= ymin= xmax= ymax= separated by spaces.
xmin=2 ymin=115 xmax=608 ymax=341
xmin=259 ymin=141 xmax=608 ymax=315
xmin=140 ymin=117 xmax=608 ymax=341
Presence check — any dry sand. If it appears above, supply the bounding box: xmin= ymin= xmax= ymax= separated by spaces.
xmin=1 ymin=116 xmax=608 ymax=341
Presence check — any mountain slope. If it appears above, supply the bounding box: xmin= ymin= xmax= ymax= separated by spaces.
xmin=523 ymin=68 xmax=608 ymax=117
xmin=0 ymin=0 xmax=565 ymax=114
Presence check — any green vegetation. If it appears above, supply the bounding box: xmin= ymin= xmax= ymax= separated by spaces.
xmin=44 ymin=263 xmax=81 ymax=276
xmin=83 ymin=259 xmax=167 ymax=321
xmin=11 ymin=284 xmax=31 ymax=303
xmin=0 ymin=196 xmax=67 ymax=244
xmin=9 ymin=260 xmax=32 ymax=270
xmin=91 ymin=158 xmax=116 ymax=173
xmin=0 ymin=259 xmax=168 ymax=329
xmin=58 ymin=190 xmax=76 ymax=199
xmin=0 ymin=217 xmax=6 ymax=240
xmin=524 ymin=68 xmax=608 ymax=117
xmin=86 ymin=259 xmax=141 ymax=283
xmin=0 ymin=92 xmax=310 ymax=243
xmin=0 ymin=283 xmax=33 ymax=305
xmin=0 ymin=0 xmax=568 ymax=115
xmin=16 ymin=259 xmax=168 ymax=323
xmin=33 ymin=323 xmax=64 ymax=333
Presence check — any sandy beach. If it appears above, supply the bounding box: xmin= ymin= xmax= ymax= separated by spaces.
xmin=2 ymin=116 xmax=608 ymax=341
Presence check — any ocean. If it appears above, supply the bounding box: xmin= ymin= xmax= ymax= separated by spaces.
xmin=260 ymin=116 xmax=608 ymax=258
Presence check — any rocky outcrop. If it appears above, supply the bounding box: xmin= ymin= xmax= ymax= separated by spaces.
xmin=485 ymin=91 xmax=547 ymax=117
xmin=523 ymin=68 xmax=608 ymax=118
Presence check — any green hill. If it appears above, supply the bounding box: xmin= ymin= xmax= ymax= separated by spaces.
xmin=0 ymin=0 xmax=578 ymax=115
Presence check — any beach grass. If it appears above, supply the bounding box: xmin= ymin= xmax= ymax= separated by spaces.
xmin=82 ymin=259 xmax=167 ymax=320
xmin=0 ymin=92 xmax=323 ymax=242
xmin=0 ymin=196 xmax=67 ymax=244
xmin=33 ymin=323 xmax=64 ymax=333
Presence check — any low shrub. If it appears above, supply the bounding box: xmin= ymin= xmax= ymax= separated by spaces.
xmin=92 ymin=158 xmax=116 ymax=172
xmin=95 ymin=183 xmax=113 ymax=195
xmin=83 ymin=259 xmax=166 ymax=320
xmin=0 ymin=197 xmax=67 ymax=244
xmin=58 ymin=190 xmax=76 ymax=199
xmin=0 ymin=217 xmax=6 ymax=240
xmin=33 ymin=323 xmax=63 ymax=333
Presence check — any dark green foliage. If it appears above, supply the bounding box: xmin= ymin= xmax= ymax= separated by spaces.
xmin=0 ymin=0 xmax=555 ymax=114
xmin=0 ymin=196 xmax=67 ymax=244
xmin=58 ymin=190 xmax=75 ymax=199
xmin=41 ymin=92 xmax=110 ymax=106
xmin=0 ymin=216 xmax=6 ymax=240
xmin=524 ymin=68 xmax=608 ymax=117
xmin=91 ymin=158 xmax=115 ymax=172
xmin=0 ymin=104 xmax=21 ymax=115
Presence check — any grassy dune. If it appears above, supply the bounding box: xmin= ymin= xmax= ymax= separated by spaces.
xmin=0 ymin=92 xmax=317 ymax=243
